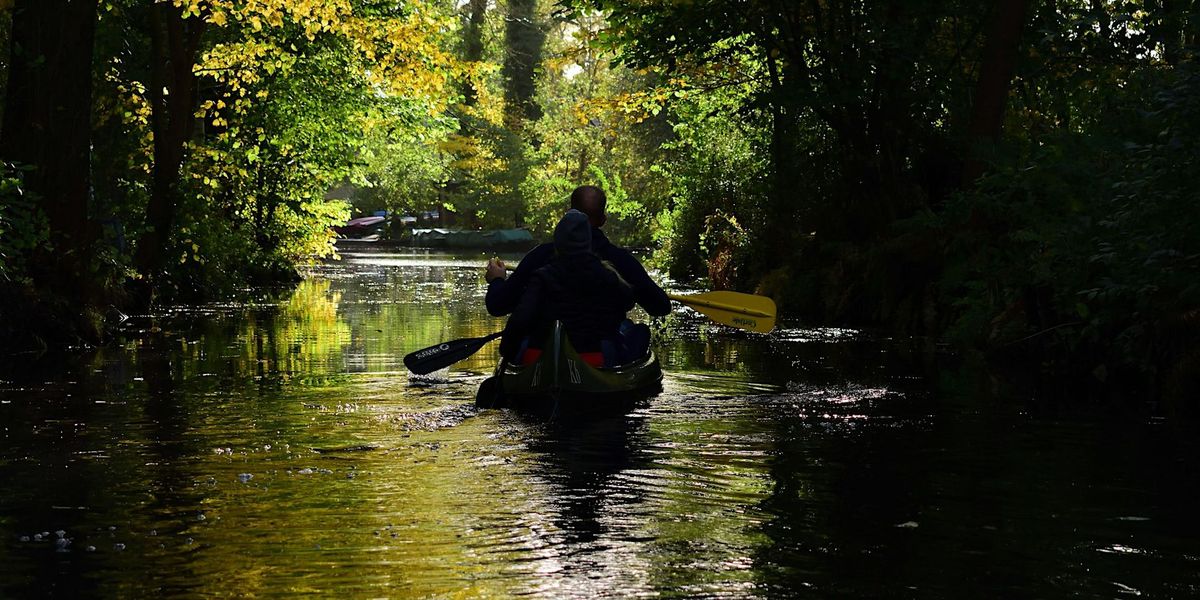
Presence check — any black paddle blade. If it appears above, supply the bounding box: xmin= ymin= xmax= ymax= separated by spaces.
xmin=474 ymin=376 xmax=504 ymax=409
xmin=403 ymin=332 xmax=502 ymax=375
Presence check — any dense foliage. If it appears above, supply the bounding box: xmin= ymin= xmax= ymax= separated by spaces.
xmin=924 ymin=62 xmax=1200 ymax=404
xmin=561 ymin=0 xmax=1199 ymax=406
xmin=1 ymin=0 xmax=1197 ymax=406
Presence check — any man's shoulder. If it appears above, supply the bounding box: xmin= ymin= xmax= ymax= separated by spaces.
xmin=596 ymin=239 xmax=641 ymax=267
xmin=518 ymin=243 xmax=555 ymax=268
xmin=527 ymin=242 xmax=554 ymax=255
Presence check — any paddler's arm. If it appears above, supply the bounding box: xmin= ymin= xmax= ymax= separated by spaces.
xmin=485 ymin=243 xmax=552 ymax=316
xmin=607 ymin=247 xmax=671 ymax=317
xmin=499 ymin=276 xmax=545 ymax=358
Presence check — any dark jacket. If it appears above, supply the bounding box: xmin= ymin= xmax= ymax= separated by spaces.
xmin=487 ymin=228 xmax=671 ymax=318
xmin=499 ymin=253 xmax=635 ymax=359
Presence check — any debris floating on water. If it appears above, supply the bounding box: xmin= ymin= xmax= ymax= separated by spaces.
xmin=295 ymin=467 xmax=333 ymax=475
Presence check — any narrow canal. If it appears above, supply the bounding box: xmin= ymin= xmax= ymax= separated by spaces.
xmin=2 ymin=249 xmax=1198 ymax=598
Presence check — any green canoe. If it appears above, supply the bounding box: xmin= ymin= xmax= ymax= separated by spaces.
xmin=478 ymin=321 xmax=663 ymax=414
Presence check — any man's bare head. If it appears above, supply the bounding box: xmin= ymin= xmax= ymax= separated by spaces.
xmin=569 ymin=185 xmax=607 ymax=227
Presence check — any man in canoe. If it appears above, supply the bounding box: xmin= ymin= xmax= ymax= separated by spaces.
xmin=485 ymin=185 xmax=671 ymax=361
xmin=498 ymin=209 xmax=636 ymax=367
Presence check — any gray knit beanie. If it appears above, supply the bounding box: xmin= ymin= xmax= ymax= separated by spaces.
xmin=553 ymin=209 xmax=592 ymax=255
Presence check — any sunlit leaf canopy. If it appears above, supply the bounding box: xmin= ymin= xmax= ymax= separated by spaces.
xmin=84 ymin=0 xmax=468 ymax=284
xmin=178 ymin=0 xmax=457 ymax=103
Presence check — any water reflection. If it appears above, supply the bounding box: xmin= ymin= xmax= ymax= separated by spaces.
xmin=1 ymin=248 xmax=1198 ymax=598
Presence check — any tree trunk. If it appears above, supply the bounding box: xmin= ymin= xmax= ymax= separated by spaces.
xmin=498 ymin=0 xmax=543 ymax=227
xmin=135 ymin=2 xmax=205 ymax=286
xmin=502 ymin=0 xmax=544 ymax=125
xmin=0 ymin=0 xmax=99 ymax=296
xmin=574 ymin=147 xmax=589 ymax=181
xmin=461 ymin=0 xmax=487 ymax=108
xmin=0 ymin=5 xmax=12 ymax=126
xmin=1152 ymin=0 xmax=1194 ymax=65
xmin=963 ymin=0 xmax=1029 ymax=184
xmin=763 ymin=48 xmax=800 ymax=259
xmin=1188 ymin=0 xmax=1199 ymax=49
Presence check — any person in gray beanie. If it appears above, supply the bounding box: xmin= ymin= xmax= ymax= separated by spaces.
xmin=485 ymin=186 xmax=667 ymax=362
xmin=485 ymin=185 xmax=669 ymax=318
xmin=499 ymin=210 xmax=635 ymax=366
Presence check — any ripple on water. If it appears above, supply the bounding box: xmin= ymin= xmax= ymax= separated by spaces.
xmin=3 ymin=251 xmax=1199 ymax=599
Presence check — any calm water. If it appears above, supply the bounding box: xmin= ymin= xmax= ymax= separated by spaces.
xmin=2 ymin=249 xmax=1198 ymax=598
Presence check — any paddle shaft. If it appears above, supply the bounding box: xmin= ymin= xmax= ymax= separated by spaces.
xmin=496 ymin=262 xmax=777 ymax=328
xmin=667 ymin=294 xmax=772 ymax=318
xmin=408 ymin=267 xmax=778 ymax=374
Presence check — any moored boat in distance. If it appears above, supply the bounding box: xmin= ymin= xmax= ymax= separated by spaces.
xmin=410 ymin=227 xmax=534 ymax=250
xmin=333 ymin=215 xmax=386 ymax=240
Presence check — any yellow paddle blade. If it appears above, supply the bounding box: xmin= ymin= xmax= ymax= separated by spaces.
xmin=668 ymin=291 xmax=777 ymax=333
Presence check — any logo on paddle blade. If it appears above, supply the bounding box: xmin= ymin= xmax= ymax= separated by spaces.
xmin=732 ymin=317 xmax=757 ymax=327
xmin=415 ymin=343 xmax=451 ymax=359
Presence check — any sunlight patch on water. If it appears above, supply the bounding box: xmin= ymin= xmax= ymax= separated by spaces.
xmin=369 ymin=404 xmax=478 ymax=431
xmin=784 ymin=382 xmax=894 ymax=404
xmin=1096 ymin=544 xmax=1153 ymax=556
xmin=1112 ymin=581 xmax=1143 ymax=596
xmin=663 ymin=372 xmax=781 ymax=396
xmin=772 ymin=327 xmax=862 ymax=343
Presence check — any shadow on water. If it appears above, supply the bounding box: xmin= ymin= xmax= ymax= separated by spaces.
xmin=1 ymin=247 xmax=1199 ymax=598
xmin=519 ymin=412 xmax=650 ymax=547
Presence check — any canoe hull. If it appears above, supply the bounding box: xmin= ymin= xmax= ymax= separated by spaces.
xmin=483 ymin=322 xmax=662 ymax=414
